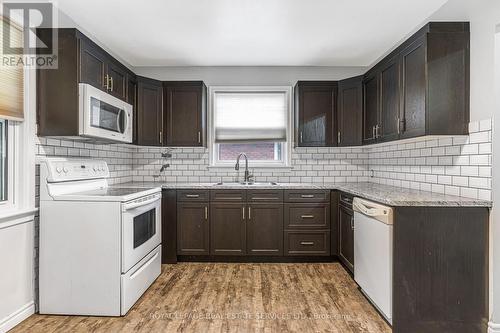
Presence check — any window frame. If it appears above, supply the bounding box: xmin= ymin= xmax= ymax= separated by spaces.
xmin=0 ymin=65 xmax=36 ymax=220
xmin=208 ymin=86 xmax=293 ymax=168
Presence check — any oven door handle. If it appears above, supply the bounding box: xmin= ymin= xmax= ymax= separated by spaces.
xmin=123 ymin=195 xmax=161 ymax=211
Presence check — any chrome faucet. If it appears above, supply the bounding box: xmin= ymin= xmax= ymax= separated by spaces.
xmin=235 ymin=153 xmax=253 ymax=184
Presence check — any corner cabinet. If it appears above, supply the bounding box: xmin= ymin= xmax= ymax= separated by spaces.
xmin=294 ymin=81 xmax=337 ymax=147
xmin=136 ymin=77 xmax=163 ymax=146
xmin=362 ymin=22 xmax=470 ymax=144
xmin=163 ymin=81 xmax=207 ymax=147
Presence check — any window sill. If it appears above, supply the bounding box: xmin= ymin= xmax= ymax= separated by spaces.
xmin=0 ymin=207 xmax=38 ymax=229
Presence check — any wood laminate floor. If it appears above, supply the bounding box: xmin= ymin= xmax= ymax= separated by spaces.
xmin=13 ymin=263 xmax=391 ymax=333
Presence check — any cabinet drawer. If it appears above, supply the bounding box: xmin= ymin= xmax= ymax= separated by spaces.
xmin=285 ymin=203 xmax=330 ymax=229
xmin=284 ymin=190 xmax=330 ymax=203
xmin=284 ymin=231 xmax=331 ymax=256
xmin=247 ymin=189 xmax=284 ymax=202
xmin=177 ymin=190 xmax=209 ymax=202
xmin=210 ymin=190 xmax=246 ymax=202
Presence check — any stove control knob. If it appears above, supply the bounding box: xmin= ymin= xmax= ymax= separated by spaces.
xmin=93 ymin=165 xmax=98 ymax=172
xmin=63 ymin=167 xmax=69 ymax=173
xmin=56 ymin=167 xmax=62 ymax=174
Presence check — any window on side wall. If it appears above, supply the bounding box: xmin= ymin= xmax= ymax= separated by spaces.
xmin=0 ymin=16 xmax=25 ymax=211
xmin=210 ymin=87 xmax=291 ymax=167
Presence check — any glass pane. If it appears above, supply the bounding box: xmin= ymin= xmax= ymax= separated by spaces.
xmin=90 ymin=97 xmax=125 ymax=133
xmin=218 ymin=142 xmax=281 ymax=161
xmin=133 ymin=208 xmax=156 ymax=249
xmin=0 ymin=120 xmax=7 ymax=201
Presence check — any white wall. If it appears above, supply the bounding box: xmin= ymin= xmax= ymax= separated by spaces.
xmin=133 ymin=66 xmax=365 ymax=85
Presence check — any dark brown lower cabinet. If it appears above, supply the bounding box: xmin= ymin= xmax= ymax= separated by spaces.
xmin=162 ymin=189 xmax=177 ymax=263
xmin=284 ymin=230 xmax=330 ymax=256
xmin=338 ymin=204 xmax=354 ymax=273
xmin=330 ymin=191 xmax=339 ymax=256
xmin=393 ymin=206 xmax=489 ymax=333
xmin=210 ymin=203 xmax=246 ymax=255
xmin=246 ymin=203 xmax=283 ymax=256
xmin=177 ymin=202 xmax=209 ymax=255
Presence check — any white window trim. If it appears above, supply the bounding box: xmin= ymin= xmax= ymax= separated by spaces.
xmin=0 ymin=66 xmax=37 ymax=221
xmin=208 ymin=86 xmax=293 ymax=168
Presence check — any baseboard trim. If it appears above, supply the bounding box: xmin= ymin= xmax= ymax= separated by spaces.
xmin=0 ymin=301 xmax=35 ymax=333
xmin=489 ymin=321 xmax=500 ymax=333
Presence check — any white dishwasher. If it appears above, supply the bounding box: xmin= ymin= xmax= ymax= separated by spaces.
xmin=353 ymin=197 xmax=393 ymax=324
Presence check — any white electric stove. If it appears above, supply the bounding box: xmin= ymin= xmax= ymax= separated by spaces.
xmin=39 ymin=158 xmax=162 ymax=316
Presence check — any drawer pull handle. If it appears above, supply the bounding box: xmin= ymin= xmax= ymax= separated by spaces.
xmin=218 ymin=197 xmax=242 ymax=200
xmin=186 ymin=194 xmax=200 ymax=198
xmin=300 ymin=241 xmax=315 ymax=246
xmin=300 ymin=194 xmax=315 ymax=198
xmin=301 ymin=215 xmax=314 ymax=219
xmin=242 ymin=207 xmax=245 ymax=219
xmin=205 ymin=206 xmax=208 ymax=220
xmin=252 ymin=197 xmax=278 ymax=200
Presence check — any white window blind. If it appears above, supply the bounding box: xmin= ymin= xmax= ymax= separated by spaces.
xmin=214 ymin=91 xmax=287 ymax=143
xmin=0 ymin=16 xmax=24 ymax=121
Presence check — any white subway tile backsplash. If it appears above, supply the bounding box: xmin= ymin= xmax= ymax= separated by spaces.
xmin=367 ymin=118 xmax=492 ymax=200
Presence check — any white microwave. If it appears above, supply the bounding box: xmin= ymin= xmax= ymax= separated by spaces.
xmin=78 ymin=83 xmax=133 ymax=143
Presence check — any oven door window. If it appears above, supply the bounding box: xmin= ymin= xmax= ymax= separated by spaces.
xmin=90 ymin=97 xmax=126 ymax=134
xmin=133 ymin=208 xmax=156 ymax=249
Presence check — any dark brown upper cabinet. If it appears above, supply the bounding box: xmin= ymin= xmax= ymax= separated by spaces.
xmin=337 ymin=76 xmax=363 ymax=146
xmin=362 ymin=22 xmax=470 ymax=144
xmin=127 ymin=76 xmax=138 ymax=143
xmin=294 ymin=81 xmax=337 ymax=147
xmin=163 ymin=81 xmax=207 ymax=147
xmin=137 ymin=77 xmax=163 ymax=146
xmin=362 ymin=72 xmax=379 ymax=145
xmin=36 ymin=28 xmax=135 ymax=137
xmin=379 ymin=56 xmax=401 ymax=142
xmin=400 ymin=35 xmax=426 ymax=138
xmin=79 ymin=38 xmax=107 ymax=90
xmin=106 ymin=60 xmax=128 ymax=101
xmin=79 ymin=37 xmax=129 ymax=102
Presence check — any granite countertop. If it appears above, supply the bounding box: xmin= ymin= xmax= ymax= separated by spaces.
xmin=111 ymin=181 xmax=492 ymax=208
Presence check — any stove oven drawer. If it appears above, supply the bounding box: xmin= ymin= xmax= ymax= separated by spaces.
xmin=121 ymin=245 xmax=161 ymax=315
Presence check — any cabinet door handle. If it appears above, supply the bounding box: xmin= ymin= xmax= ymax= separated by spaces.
xmin=351 ymin=216 xmax=354 ymax=230
xmin=397 ymin=117 xmax=400 ymax=135
xmin=205 ymin=206 xmax=208 ymax=220
xmin=159 ymin=131 xmax=162 ymax=144
xmin=186 ymin=194 xmax=200 ymax=198
xmin=300 ymin=194 xmax=314 ymax=198
xmin=242 ymin=207 xmax=245 ymax=220
xmin=300 ymin=131 xmax=303 ymax=143
xmin=104 ymin=74 xmax=109 ymax=90
xmin=301 ymin=215 xmax=314 ymax=219
xmin=248 ymin=207 xmax=251 ymax=220
xmin=110 ymin=76 xmax=114 ymax=92
xmin=198 ymin=131 xmax=201 ymax=144
xmin=300 ymin=241 xmax=314 ymax=246
xmin=338 ymin=131 xmax=341 ymax=144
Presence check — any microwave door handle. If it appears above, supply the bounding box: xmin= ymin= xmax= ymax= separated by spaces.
xmin=116 ymin=108 xmax=123 ymax=134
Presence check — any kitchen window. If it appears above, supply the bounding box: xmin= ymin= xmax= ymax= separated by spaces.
xmin=0 ymin=15 xmax=35 ymax=218
xmin=210 ymin=87 xmax=292 ymax=167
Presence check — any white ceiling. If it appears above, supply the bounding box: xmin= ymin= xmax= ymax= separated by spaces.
xmin=57 ymin=0 xmax=448 ymax=67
